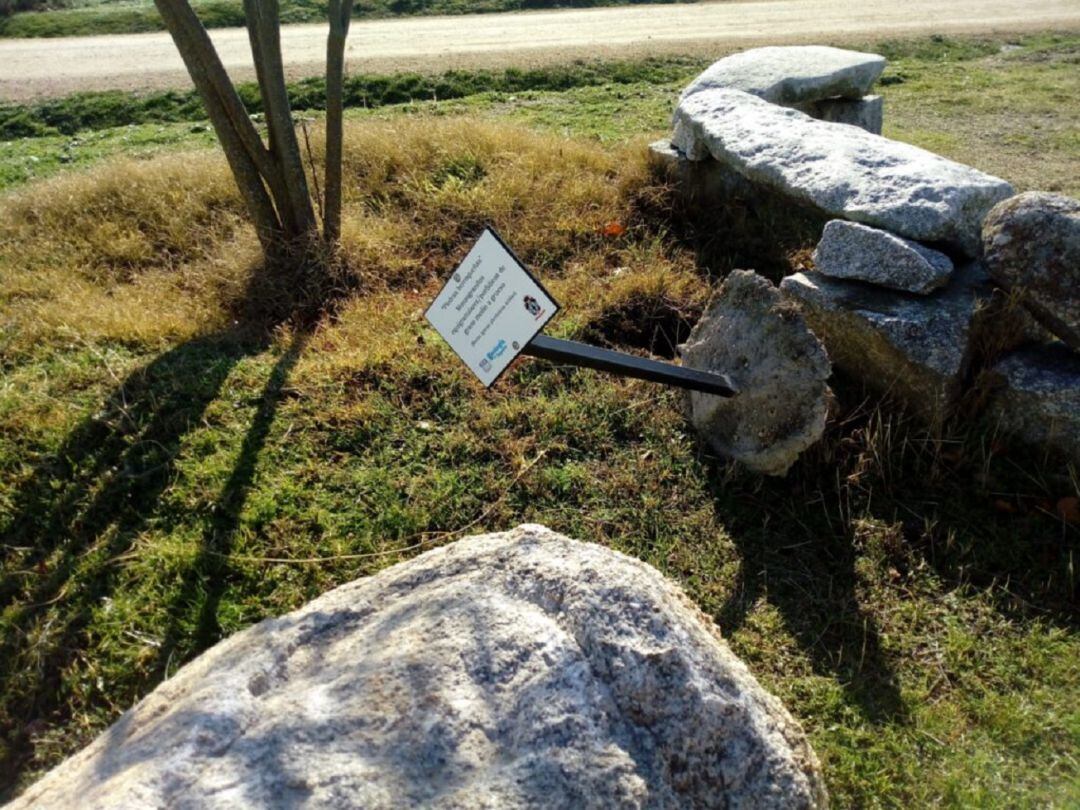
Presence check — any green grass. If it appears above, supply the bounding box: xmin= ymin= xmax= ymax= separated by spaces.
xmin=3 ymin=34 xmax=1078 ymax=196
xmin=0 ymin=0 xmax=685 ymax=38
xmin=0 ymin=56 xmax=700 ymax=141
xmin=1 ymin=32 xmax=1079 ymax=807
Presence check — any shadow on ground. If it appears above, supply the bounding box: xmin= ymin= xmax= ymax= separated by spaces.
xmin=0 ymin=260 xmax=318 ymax=798
xmin=700 ymin=380 xmax=1078 ymax=727
xmin=705 ymin=465 xmax=909 ymax=726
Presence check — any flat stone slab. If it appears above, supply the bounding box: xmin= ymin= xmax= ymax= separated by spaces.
xmin=985 ymin=345 xmax=1080 ymax=462
xmin=813 ymin=220 xmax=954 ymax=294
xmin=680 ymin=270 xmax=832 ymax=476
xmin=11 ymin=525 xmax=827 ymax=810
xmin=780 ymin=263 xmax=994 ymax=420
xmin=681 ymin=45 xmax=886 ymax=106
xmin=673 ymin=88 xmax=1014 ymax=256
xmin=982 ymin=191 xmax=1080 ymax=351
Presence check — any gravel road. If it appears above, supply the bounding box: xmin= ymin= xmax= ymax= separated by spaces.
xmin=2 ymin=0 xmax=1078 ymax=101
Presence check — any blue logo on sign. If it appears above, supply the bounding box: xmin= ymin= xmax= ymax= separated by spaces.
xmin=486 ymin=339 xmax=508 ymax=362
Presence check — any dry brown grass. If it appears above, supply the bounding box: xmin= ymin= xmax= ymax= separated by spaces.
xmin=0 ymin=118 xmax=699 ymax=361
xmin=0 ymin=152 xmax=251 ymax=352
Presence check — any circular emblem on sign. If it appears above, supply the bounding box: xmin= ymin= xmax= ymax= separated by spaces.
xmin=523 ymin=295 xmax=541 ymax=317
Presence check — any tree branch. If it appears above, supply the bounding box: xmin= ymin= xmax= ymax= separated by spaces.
xmin=324 ymin=0 xmax=354 ymax=245
xmin=244 ymin=0 xmax=317 ymax=239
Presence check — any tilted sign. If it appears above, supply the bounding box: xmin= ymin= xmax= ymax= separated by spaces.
xmin=425 ymin=228 xmax=559 ymax=387
xmin=426 ymin=227 xmax=737 ymax=398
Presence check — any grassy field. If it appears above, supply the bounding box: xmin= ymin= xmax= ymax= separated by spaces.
xmin=0 ymin=0 xmax=686 ymax=38
xmin=1 ymin=33 xmax=1078 ymax=806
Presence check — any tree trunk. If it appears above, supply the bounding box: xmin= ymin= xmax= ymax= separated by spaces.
xmin=155 ymin=0 xmax=355 ymax=273
xmin=323 ymin=0 xmax=354 ymax=246
xmin=154 ymin=0 xmax=285 ymax=255
xmin=243 ymin=0 xmax=317 ymax=241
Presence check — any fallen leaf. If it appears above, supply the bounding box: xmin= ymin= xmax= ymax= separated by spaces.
xmin=1056 ymin=496 xmax=1080 ymax=525
xmin=992 ymin=498 xmax=1016 ymax=514
xmin=602 ymin=221 xmax=626 ymax=238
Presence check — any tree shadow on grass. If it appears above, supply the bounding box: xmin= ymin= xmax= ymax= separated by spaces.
xmin=0 ymin=262 xmax=321 ymax=797
xmin=152 ymin=330 xmax=308 ymax=675
xmin=0 ymin=335 xmax=258 ymax=795
xmin=704 ymin=464 xmax=909 ymax=726
xmin=700 ymin=387 xmax=1079 ymax=728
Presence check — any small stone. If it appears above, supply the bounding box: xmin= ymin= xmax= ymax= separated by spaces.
xmin=9 ymin=525 xmax=827 ymax=809
xmin=681 ymin=45 xmax=886 ymax=106
xmin=984 ymin=344 xmax=1080 ymax=462
xmin=672 ymin=88 xmax=1013 ymax=256
xmin=680 ymin=270 xmax=832 ymax=477
xmin=982 ymin=191 xmax=1080 ymax=351
xmin=813 ymin=220 xmax=953 ymax=294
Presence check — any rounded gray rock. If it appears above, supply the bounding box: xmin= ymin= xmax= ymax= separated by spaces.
xmin=680 ymin=270 xmax=832 ymax=477
xmin=681 ymin=45 xmax=886 ymax=106
xmin=780 ymin=263 xmax=995 ymax=422
xmin=982 ymin=191 xmax=1080 ymax=351
xmin=984 ymin=344 xmax=1080 ymax=462
xmin=10 ymin=525 xmax=828 ymax=809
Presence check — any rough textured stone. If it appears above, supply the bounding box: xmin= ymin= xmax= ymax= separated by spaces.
xmin=12 ymin=525 xmax=827 ymax=810
xmin=982 ymin=191 xmax=1080 ymax=351
xmin=813 ymin=220 xmax=954 ymax=294
xmin=681 ymin=45 xmax=886 ymax=106
xmin=680 ymin=270 xmax=832 ymax=477
xmin=804 ymin=95 xmax=883 ymax=134
xmin=672 ymin=88 xmax=1013 ymax=256
xmin=984 ymin=345 xmax=1080 ymax=462
xmin=648 ymin=139 xmax=752 ymax=201
xmin=780 ymin=263 xmax=995 ymax=421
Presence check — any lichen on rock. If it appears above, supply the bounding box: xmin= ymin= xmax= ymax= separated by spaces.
xmin=680 ymin=270 xmax=832 ymax=476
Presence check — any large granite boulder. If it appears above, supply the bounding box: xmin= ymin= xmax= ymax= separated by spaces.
xmin=813 ymin=220 xmax=953 ymax=294
xmin=982 ymin=192 xmax=1080 ymax=352
xmin=984 ymin=345 xmax=1080 ymax=462
xmin=681 ymin=45 xmax=886 ymax=106
xmin=681 ymin=270 xmax=832 ymax=477
xmin=11 ymin=525 xmax=827 ymax=810
xmin=672 ymin=88 xmax=1013 ymax=256
xmin=780 ymin=263 xmax=996 ymax=421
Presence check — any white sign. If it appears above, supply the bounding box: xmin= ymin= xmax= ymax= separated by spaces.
xmin=425 ymin=228 xmax=559 ymax=387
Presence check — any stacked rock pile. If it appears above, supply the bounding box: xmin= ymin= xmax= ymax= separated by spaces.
xmin=654 ymin=46 xmax=1080 ymax=463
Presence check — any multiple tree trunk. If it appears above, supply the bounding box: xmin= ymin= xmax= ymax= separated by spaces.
xmin=153 ymin=0 xmax=353 ymax=264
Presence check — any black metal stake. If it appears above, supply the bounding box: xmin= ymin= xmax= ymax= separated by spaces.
xmin=521 ymin=335 xmax=738 ymax=398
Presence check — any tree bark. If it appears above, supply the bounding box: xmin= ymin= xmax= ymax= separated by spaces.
xmin=323 ymin=0 xmax=354 ymax=246
xmin=155 ymin=0 xmax=351 ymax=271
xmin=154 ymin=0 xmax=285 ymax=254
xmin=243 ymin=0 xmax=317 ymax=241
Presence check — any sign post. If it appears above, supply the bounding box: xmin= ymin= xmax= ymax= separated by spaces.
xmin=425 ymin=227 xmax=738 ymax=398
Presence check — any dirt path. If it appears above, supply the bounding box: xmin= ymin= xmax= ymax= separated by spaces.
xmin=2 ymin=0 xmax=1078 ymax=102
